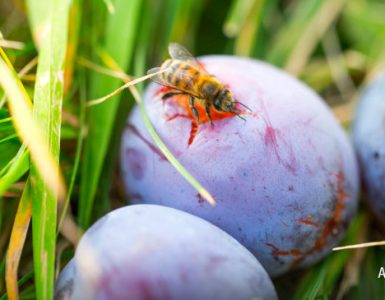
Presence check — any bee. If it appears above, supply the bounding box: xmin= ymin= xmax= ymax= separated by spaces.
xmin=147 ymin=43 xmax=249 ymax=125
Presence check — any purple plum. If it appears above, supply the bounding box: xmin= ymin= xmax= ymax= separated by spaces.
xmin=55 ymin=259 xmax=75 ymax=300
xmin=353 ymin=73 xmax=385 ymax=222
xmin=55 ymin=204 xmax=278 ymax=300
xmin=120 ymin=56 xmax=359 ymax=276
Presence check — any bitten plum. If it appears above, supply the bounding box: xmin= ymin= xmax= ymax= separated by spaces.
xmin=55 ymin=205 xmax=278 ymax=300
xmin=121 ymin=56 xmax=359 ymax=276
xmin=353 ymin=73 xmax=385 ymax=222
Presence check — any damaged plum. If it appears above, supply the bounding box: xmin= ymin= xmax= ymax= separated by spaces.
xmin=353 ymin=73 xmax=385 ymax=223
xmin=54 ymin=205 xmax=278 ymax=300
xmin=121 ymin=56 xmax=359 ymax=276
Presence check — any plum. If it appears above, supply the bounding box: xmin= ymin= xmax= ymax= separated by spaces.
xmin=54 ymin=205 xmax=278 ymax=300
xmin=353 ymin=73 xmax=385 ymax=222
xmin=120 ymin=56 xmax=359 ymax=277
xmin=55 ymin=259 xmax=75 ymax=300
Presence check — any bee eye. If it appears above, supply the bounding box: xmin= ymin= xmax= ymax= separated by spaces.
xmin=214 ymin=98 xmax=221 ymax=109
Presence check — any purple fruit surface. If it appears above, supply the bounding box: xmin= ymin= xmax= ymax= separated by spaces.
xmin=55 ymin=259 xmax=75 ymax=300
xmin=353 ymin=73 xmax=385 ymax=221
xmin=120 ymin=56 xmax=359 ymax=276
xmin=55 ymin=204 xmax=277 ymax=300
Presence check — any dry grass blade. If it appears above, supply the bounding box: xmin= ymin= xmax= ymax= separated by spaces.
xmin=0 ymin=40 xmax=25 ymax=50
xmin=336 ymin=238 xmax=367 ymax=299
xmin=333 ymin=240 xmax=385 ymax=251
xmin=77 ymin=57 xmax=129 ymax=81
xmin=332 ymin=99 xmax=357 ymax=124
xmin=285 ymin=0 xmax=347 ymax=75
xmin=0 ymin=57 xmax=38 ymax=106
xmin=87 ymin=68 xmax=168 ymax=106
xmin=6 ymin=183 xmax=32 ymax=300
xmin=18 ymin=57 xmax=38 ymax=78
xmin=322 ymin=28 xmax=355 ymax=101
xmin=0 ymin=54 xmax=66 ymax=199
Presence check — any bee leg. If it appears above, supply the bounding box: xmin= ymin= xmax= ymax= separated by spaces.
xmin=189 ymin=96 xmax=200 ymax=124
xmin=205 ymin=103 xmax=214 ymax=127
xmin=161 ymin=91 xmax=184 ymax=101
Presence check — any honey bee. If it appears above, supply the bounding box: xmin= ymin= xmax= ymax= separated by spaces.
xmin=147 ymin=43 xmax=249 ymax=125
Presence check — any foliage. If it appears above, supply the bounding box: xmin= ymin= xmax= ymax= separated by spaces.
xmin=0 ymin=0 xmax=385 ymax=299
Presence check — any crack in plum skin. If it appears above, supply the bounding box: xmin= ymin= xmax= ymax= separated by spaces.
xmin=265 ymin=166 xmax=348 ymax=269
xmin=258 ymin=97 xmax=299 ymax=175
xmin=294 ymin=217 xmax=320 ymax=227
xmin=166 ymin=113 xmax=189 ymax=122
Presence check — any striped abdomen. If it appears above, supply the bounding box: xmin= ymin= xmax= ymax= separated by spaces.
xmin=160 ymin=60 xmax=220 ymax=98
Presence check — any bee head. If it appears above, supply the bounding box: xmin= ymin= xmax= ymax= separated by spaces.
xmin=214 ymin=89 xmax=236 ymax=113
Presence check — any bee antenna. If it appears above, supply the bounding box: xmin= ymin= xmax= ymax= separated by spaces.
xmin=235 ymin=101 xmax=252 ymax=112
xmin=236 ymin=112 xmax=247 ymax=122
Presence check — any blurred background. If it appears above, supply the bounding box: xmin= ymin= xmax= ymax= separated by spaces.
xmin=1 ymin=0 xmax=385 ymax=299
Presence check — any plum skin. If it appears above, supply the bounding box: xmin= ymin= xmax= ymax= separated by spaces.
xmin=353 ymin=73 xmax=385 ymax=222
xmin=54 ymin=205 xmax=278 ymax=300
xmin=55 ymin=260 xmax=75 ymax=300
xmin=121 ymin=56 xmax=359 ymax=277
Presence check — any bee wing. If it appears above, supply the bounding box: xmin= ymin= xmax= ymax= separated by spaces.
xmin=146 ymin=67 xmax=176 ymax=87
xmin=168 ymin=43 xmax=208 ymax=74
xmin=168 ymin=43 xmax=195 ymax=61
xmin=147 ymin=67 xmax=200 ymax=97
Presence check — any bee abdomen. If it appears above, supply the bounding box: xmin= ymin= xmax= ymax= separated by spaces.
xmin=160 ymin=60 xmax=173 ymax=81
xmin=170 ymin=63 xmax=187 ymax=87
xmin=174 ymin=63 xmax=199 ymax=90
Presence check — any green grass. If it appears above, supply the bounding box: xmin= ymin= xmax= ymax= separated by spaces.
xmin=1 ymin=0 xmax=385 ymax=299
xmin=79 ymin=0 xmax=142 ymax=229
xmin=26 ymin=0 xmax=70 ymax=298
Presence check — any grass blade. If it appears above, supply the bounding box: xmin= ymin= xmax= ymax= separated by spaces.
xmin=223 ymin=0 xmax=256 ymax=38
xmin=26 ymin=0 xmax=70 ymax=298
xmin=63 ymin=0 xmax=81 ymax=95
xmin=58 ymin=77 xmax=86 ymax=233
xmin=5 ymin=182 xmax=32 ymax=300
xmin=0 ymin=53 xmax=64 ymax=199
xmin=0 ymin=146 xmax=29 ymax=198
xmin=266 ymin=0 xmax=324 ymax=67
xmin=26 ymin=0 xmax=49 ymax=49
xmin=284 ymin=0 xmax=347 ymax=75
xmin=234 ymin=0 xmax=267 ymax=56
xmin=79 ymin=0 xmax=142 ymax=229
xmin=157 ymin=0 xmax=184 ymax=56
